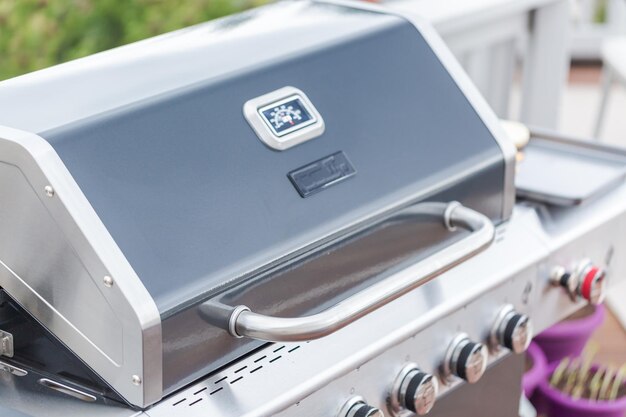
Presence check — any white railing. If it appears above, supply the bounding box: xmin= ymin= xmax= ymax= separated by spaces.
xmin=570 ymin=0 xmax=626 ymax=59
xmin=387 ymin=0 xmax=571 ymax=129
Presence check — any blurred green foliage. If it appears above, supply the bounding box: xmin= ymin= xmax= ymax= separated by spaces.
xmin=0 ymin=0 xmax=263 ymax=80
xmin=593 ymin=0 xmax=608 ymax=23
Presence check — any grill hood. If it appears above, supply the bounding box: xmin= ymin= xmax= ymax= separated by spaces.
xmin=0 ymin=0 xmax=514 ymax=408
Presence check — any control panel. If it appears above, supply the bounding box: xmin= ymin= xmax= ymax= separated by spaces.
xmin=336 ymin=303 xmax=533 ymax=417
xmin=330 ymin=254 xmax=613 ymax=416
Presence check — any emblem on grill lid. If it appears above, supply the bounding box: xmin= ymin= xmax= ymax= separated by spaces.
xmin=244 ymin=86 xmax=325 ymax=150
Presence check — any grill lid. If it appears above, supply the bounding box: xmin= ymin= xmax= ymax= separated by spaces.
xmin=0 ymin=0 xmax=515 ymax=407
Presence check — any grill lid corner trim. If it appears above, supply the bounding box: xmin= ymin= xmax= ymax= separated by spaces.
xmin=0 ymin=125 xmax=163 ymax=408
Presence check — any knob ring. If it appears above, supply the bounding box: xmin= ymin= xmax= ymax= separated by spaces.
xmin=443 ymin=333 xmax=488 ymax=385
xmin=404 ymin=372 xmax=425 ymax=411
xmin=490 ymin=304 xmax=533 ymax=354
xmin=442 ymin=333 xmax=469 ymax=384
xmin=339 ymin=396 xmax=383 ymax=417
xmin=390 ymin=363 xmax=438 ymax=416
xmin=455 ymin=342 xmax=479 ymax=381
xmin=579 ymin=266 xmax=606 ymax=305
xmin=551 ymin=266 xmax=579 ymax=301
xmin=390 ymin=363 xmax=418 ymax=415
xmin=503 ymin=313 xmax=532 ymax=353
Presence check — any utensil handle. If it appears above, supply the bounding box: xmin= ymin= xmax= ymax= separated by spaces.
xmin=226 ymin=202 xmax=495 ymax=342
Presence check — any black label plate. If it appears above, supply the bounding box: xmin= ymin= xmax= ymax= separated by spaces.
xmin=288 ymin=151 xmax=356 ymax=198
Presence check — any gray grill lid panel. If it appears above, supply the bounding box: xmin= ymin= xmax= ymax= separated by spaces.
xmin=160 ymin=164 xmax=505 ymax=394
xmin=40 ymin=10 xmax=505 ymax=315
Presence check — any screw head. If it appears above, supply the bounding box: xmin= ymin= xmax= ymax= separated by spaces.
xmin=103 ymin=276 xmax=114 ymax=288
xmin=132 ymin=375 xmax=142 ymax=385
xmin=44 ymin=185 xmax=55 ymax=197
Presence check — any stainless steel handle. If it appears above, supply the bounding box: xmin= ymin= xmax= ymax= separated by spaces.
xmin=227 ymin=202 xmax=495 ymax=342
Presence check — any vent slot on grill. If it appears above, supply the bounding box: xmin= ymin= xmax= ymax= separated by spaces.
xmin=170 ymin=343 xmax=304 ymax=408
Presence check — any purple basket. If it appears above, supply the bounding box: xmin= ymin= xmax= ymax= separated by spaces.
xmin=523 ymin=342 xmax=548 ymax=398
xmin=538 ymin=362 xmax=626 ymax=417
xmin=534 ymin=305 xmax=605 ymax=363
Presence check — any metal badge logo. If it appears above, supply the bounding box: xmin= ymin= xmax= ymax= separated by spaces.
xmin=288 ymin=151 xmax=356 ymax=198
xmin=244 ymin=86 xmax=325 ymax=150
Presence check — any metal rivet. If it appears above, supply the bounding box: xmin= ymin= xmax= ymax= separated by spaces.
xmin=44 ymin=185 xmax=55 ymax=197
xmin=103 ymin=276 xmax=114 ymax=288
xmin=132 ymin=375 xmax=142 ymax=385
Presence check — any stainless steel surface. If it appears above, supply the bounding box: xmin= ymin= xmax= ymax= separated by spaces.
xmin=0 ymin=329 xmax=14 ymax=357
xmin=391 ymin=364 xmax=438 ymax=416
xmin=0 ymin=2 xmax=623 ymax=415
xmin=550 ymin=259 xmax=607 ymax=305
xmin=0 ymin=125 xmax=162 ymax=407
xmin=530 ymin=125 xmax=626 ymax=157
xmin=349 ymin=405 xmax=384 ymax=417
xmin=490 ymin=304 xmax=532 ymax=354
xmin=243 ymin=86 xmax=325 ymax=151
xmin=340 ymin=396 xmax=384 ymax=417
xmin=0 ymin=368 xmax=144 ymax=417
xmin=550 ymin=265 xmax=578 ymax=301
xmin=517 ymin=143 xmax=626 ymax=206
xmin=227 ymin=305 xmax=252 ymax=340
xmin=427 ymin=354 xmax=524 ymax=417
xmin=320 ymin=0 xmax=517 ymax=221
xmin=0 ymin=0 xmax=515 ymax=406
xmin=228 ymin=202 xmax=495 ymax=342
xmin=0 ymin=196 xmax=604 ymax=417
xmin=37 ymin=378 xmax=97 ymax=403
xmin=517 ymin=130 xmax=626 ymax=206
xmin=0 ymin=360 xmax=27 ymax=377
xmin=144 ymin=209 xmax=544 ymax=417
xmin=141 ymin=171 xmax=626 ymax=416
xmin=443 ymin=334 xmax=488 ymax=384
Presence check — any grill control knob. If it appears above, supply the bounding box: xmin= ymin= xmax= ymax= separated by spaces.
xmin=442 ymin=334 xmax=488 ymax=384
xmin=551 ymin=265 xmax=579 ymax=302
xmin=551 ymin=260 xmax=607 ymax=305
xmin=390 ymin=364 xmax=438 ymax=415
xmin=578 ymin=263 xmax=606 ymax=305
xmin=490 ymin=305 xmax=533 ymax=354
xmin=339 ymin=396 xmax=384 ymax=417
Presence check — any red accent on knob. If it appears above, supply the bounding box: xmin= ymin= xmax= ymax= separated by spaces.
xmin=580 ymin=266 xmax=600 ymax=301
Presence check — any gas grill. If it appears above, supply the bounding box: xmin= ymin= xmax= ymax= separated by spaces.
xmin=0 ymin=1 xmax=624 ymax=416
